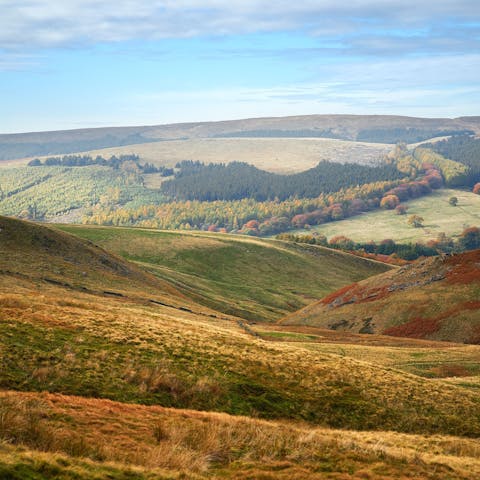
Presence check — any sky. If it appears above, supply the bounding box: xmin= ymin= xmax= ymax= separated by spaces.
xmin=0 ymin=0 xmax=479 ymax=133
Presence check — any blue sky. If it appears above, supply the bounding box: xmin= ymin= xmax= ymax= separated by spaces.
xmin=1 ymin=0 xmax=479 ymax=133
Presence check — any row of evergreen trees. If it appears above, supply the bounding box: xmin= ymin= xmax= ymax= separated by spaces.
xmin=161 ymin=160 xmax=404 ymax=202
xmin=425 ymin=134 xmax=480 ymax=186
xmin=28 ymin=154 xmax=174 ymax=176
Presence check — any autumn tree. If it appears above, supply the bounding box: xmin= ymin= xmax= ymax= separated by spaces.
xmin=407 ymin=214 xmax=424 ymax=228
xmin=329 ymin=235 xmax=355 ymax=250
xmin=473 ymin=183 xmax=480 ymax=195
xmin=380 ymin=194 xmax=400 ymax=209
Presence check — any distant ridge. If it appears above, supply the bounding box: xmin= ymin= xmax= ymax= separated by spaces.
xmin=1 ymin=114 xmax=478 ymax=160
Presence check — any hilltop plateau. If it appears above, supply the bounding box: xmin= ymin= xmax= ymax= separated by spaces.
xmin=1 ymin=114 xmax=478 ymax=162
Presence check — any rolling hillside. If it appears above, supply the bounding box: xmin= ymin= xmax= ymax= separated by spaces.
xmin=2 ymin=217 xmax=480 ymax=477
xmin=0 ymin=216 xmax=207 ymax=313
xmin=1 ymin=114 xmax=478 ymax=161
xmin=2 ymin=390 xmax=480 ymax=479
xmin=281 ymin=249 xmax=480 ymax=344
xmin=56 ymin=225 xmax=390 ymax=322
xmin=1 ymin=219 xmax=480 ymax=435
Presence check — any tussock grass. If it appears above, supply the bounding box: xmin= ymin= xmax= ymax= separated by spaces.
xmin=2 ymin=277 xmax=480 ymax=437
xmin=1 ymin=391 xmax=479 ymax=479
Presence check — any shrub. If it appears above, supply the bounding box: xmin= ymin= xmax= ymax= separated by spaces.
xmin=380 ymin=195 xmax=400 ymax=209
xmin=395 ymin=204 xmax=407 ymax=215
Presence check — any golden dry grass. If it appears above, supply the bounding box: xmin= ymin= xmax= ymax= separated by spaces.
xmin=1 ymin=390 xmax=480 ymax=479
xmin=11 ymin=137 xmax=392 ymax=174
xmin=2 ymin=275 xmax=480 ymax=437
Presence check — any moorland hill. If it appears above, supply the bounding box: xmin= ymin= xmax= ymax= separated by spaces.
xmin=281 ymin=249 xmax=480 ymax=344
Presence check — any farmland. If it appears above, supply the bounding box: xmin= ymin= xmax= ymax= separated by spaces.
xmin=297 ymin=188 xmax=480 ymax=243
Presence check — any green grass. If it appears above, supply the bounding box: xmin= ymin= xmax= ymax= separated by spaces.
xmin=297 ymin=188 xmax=480 ymax=243
xmin=257 ymin=331 xmax=320 ymax=341
xmin=55 ymin=225 xmax=390 ymax=321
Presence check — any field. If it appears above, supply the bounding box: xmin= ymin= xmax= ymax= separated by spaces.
xmin=10 ymin=137 xmax=393 ymax=174
xmin=298 ymin=188 xmax=480 ymax=243
xmin=55 ymin=225 xmax=389 ymax=322
xmin=2 ymin=217 xmax=480 ymax=478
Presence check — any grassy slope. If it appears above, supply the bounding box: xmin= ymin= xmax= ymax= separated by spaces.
xmin=0 ymin=216 xmax=226 ymax=319
xmin=3 ymin=262 xmax=480 ymax=436
xmin=297 ymin=188 xmax=480 ymax=243
xmin=253 ymin=324 xmax=480 ymax=381
xmin=55 ymin=225 xmax=390 ymax=322
xmin=2 ymin=391 xmax=480 ymax=480
xmin=3 ymin=217 xmax=480 ymax=477
xmin=281 ymin=250 xmax=480 ymax=344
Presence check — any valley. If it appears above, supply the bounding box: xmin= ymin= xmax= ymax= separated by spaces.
xmin=56 ymin=224 xmax=389 ymax=321
xmin=1 ymin=114 xmax=480 ymax=479
xmin=1 ymin=216 xmax=480 ymax=478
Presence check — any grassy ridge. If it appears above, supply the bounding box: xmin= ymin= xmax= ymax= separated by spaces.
xmin=56 ymin=225 xmax=390 ymax=321
xmin=0 ymin=216 xmax=185 ymax=303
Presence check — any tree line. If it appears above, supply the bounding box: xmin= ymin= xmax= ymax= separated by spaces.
xmin=161 ymin=160 xmax=405 ymax=202
xmin=424 ymin=134 xmax=480 ymax=186
xmin=277 ymin=226 xmax=480 ymax=261
xmin=28 ymin=154 xmax=174 ymax=176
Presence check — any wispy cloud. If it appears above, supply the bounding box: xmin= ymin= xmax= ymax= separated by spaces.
xmin=130 ymin=49 xmax=480 ymax=119
xmin=1 ymin=1 xmax=478 ymax=131
xmin=1 ymin=1 xmax=479 ymax=52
